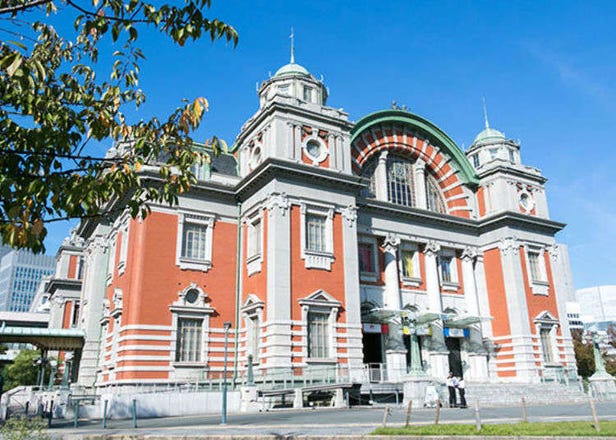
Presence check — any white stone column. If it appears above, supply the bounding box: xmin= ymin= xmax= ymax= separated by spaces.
xmin=77 ymin=228 xmax=110 ymax=387
xmin=341 ymin=205 xmax=364 ymax=379
xmin=461 ymin=247 xmax=488 ymax=381
xmin=498 ymin=237 xmax=536 ymax=381
xmin=383 ymin=234 xmax=401 ymax=311
xmin=265 ymin=192 xmax=292 ymax=371
xmin=382 ymin=234 xmax=406 ymax=381
xmin=375 ymin=151 xmax=389 ymax=201
xmin=414 ymin=159 xmax=427 ymax=209
xmin=423 ymin=241 xmax=448 ymax=380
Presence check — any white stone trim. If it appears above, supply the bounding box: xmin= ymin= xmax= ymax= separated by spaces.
xmin=300 ymin=202 xmax=335 ymax=270
xmin=302 ymin=132 xmax=329 ymax=165
xmin=175 ymin=212 xmax=215 ymax=272
xmin=299 ymin=290 xmax=341 ymax=362
xmin=523 ymin=244 xmax=549 ymax=295
xmin=245 ymin=208 xmax=264 ymax=276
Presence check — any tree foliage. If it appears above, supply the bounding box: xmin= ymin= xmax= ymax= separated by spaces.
xmin=0 ymin=0 xmax=237 ymax=252
xmin=1 ymin=349 xmax=51 ymax=390
xmin=572 ymin=329 xmax=595 ymax=378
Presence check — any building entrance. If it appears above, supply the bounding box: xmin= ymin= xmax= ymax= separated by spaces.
xmin=446 ymin=337 xmax=463 ymax=377
xmin=362 ymin=332 xmax=383 ymax=363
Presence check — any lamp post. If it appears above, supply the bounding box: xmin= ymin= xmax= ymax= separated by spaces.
xmin=221 ymin=321 xmax=232 ymax=425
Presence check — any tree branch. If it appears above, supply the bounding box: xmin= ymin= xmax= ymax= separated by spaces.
xmin=0 ymin=0 xmax=52 ymax=15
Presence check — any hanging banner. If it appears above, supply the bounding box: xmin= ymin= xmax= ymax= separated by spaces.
xmin=363 ymin=323 xmax=382 ymax=333
xmin=444 ymin=327 xmax=470 ymax=338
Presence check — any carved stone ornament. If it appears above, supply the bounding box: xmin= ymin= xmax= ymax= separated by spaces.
xmin=382 ymin=233 xmax=400 ymax=253
xmin=423 ymin=240 xmax=441 ymax=256
xmin=461 ymin=246 xmax=478 ymax=262
xmin=548 ymin=244 xmax=559 ymax=261
xmin=341 ymin=204 xmax=357 ymax=227
xmin=498 ymin=237 xmax=519 ymax=256
xmin=86 ymin=235 xmax=107 ymax=257
xmin=266 ymin=192 xmax=290 ymax=217
xmin=50 ymin=294 xmax=67 ymax=307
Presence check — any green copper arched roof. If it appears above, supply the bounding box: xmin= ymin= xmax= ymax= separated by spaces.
xmin=351 ymin=109 xmax=479 ymax=186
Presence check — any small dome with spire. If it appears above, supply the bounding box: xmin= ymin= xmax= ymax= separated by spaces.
xmin=274 ymin=62 xmax=310 ymax=78
xmin=471 ymin=99 xmax=506 ymax=146
xmin=472 ymin=127 xmax=506 ymax=145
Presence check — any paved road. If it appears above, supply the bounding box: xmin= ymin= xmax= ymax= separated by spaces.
xmin=48 ymin=401 xmax=616 ymax=437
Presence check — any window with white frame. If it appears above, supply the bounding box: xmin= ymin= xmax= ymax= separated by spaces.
xmin=191 ymin=159 xmax=209 ymax=181
xmin=526 ymin=246 xmax=549 ymax=295
xmin=118 ymin=223 xmax=129 ymax=275
xmin=176 ymin=318 xmax=203 ymax=362
xmin=358 ymin=238 xmax=378 ymax=281
xmin=71 ymin=301 xmax=80 ymax=328
xmin=300 ymin=204 xmax=334 ymax=270
xmin=176 ymin=213 xmax=214 ymax=271
xmin=170 ymin=284 xmax=214 ymax=366
xmin=106 ymin=235 xmax=116 ymax=285
xmin=539 ymin=326 xmax=554 ymax=364
xmin=248 ymin=315 xmax=260 ymax=359
xmin=299 ymin=290 xmax=340 ymax=362
xmin=307 ymin=311 xmax=329 ymax=358
xmin=399 ymin=243 xmax=421 ymax=286
xmin=438 ymin=249 xmax=459 ymax=289
xmin=247 ymin=216 xmax=262 ymax=260
xmin=241 ymin=294 xmax=264 ymax=363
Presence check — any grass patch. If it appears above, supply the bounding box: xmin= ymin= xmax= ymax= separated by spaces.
xmin=373 ymin=420 xmax=616 ymax=436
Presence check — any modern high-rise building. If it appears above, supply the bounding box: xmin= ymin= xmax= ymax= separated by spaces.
xmin=576 ymin=286 xmax=616 ymax=323
xmin=0 ymin=250 xmax=56 ymax=312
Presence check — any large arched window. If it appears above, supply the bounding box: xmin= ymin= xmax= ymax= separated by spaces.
xmin=360 ymin=158 xmax=377 ymax=198
xmin=426 ymin=174 xmax=446 ymax=214
xmin=387 ymin=155 xmax=415 ymax=207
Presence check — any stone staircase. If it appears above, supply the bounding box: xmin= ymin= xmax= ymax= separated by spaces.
xmin=464 ymin=381 xmax=589 ymax=407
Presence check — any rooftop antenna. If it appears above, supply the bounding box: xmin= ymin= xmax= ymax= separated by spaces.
xmin=482 ymin=96 xmax=490 ymax=129
xmin=289 ymin=27 xmax=295 ymax=64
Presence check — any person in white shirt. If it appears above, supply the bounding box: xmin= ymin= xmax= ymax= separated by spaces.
xmin=446 ymin=372 xmax=458 ymax=407
xmin=456 ymin=376 xmax=467 ymax=408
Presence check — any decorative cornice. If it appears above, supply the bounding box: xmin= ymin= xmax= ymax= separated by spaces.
xmin=341 ymin=204 xmax=358 ymax=228
xmin=423 ymin=240 xmax=440 ymax=256
xmin=382 ymin=234 xmax=400 ymax=253
xmin=461 ymin=246 xmax=478 ymax=262
xmin=266 ymin=192 xmax=290 ymax=217
xmin=498 ymin=237 xmax=519 ymax=256
xmin=548 ymin=244 xmax=559 ymax=261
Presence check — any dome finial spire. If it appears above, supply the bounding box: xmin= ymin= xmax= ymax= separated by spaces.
xmin=289 ymin=27 xmax=295 ymax=64
xmin=483 ymin=96 xmax=490 ymax=129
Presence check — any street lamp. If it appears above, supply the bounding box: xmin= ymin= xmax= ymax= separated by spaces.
xmin=221 ymin=321 xmax=232 ymax=425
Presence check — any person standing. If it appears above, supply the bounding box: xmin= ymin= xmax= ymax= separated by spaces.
xmin=457 ymin=376 xmax=467 ymax=408
xmin=446 ymin=372 xmax=457 ymax=407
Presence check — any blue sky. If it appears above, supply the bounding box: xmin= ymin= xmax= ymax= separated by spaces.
xmin=44 ymin=0 xmax=616 ymax=289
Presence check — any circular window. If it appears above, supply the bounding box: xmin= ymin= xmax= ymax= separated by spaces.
xmin=305 ymin=140 xmax=322 ymax=159
xmin=250 ymin=146 xmax=262 ymax=169
xmin=185 ymin=289 xmax=199 ymax=304
xmin=519 ymin=193 xmax=533 ymax=211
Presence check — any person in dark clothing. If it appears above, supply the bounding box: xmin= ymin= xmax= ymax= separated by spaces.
xmin=446 ymin=372 xmax=457 ymax=407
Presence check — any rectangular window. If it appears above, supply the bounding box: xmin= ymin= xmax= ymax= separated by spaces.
xmin=307 ymin=311 xmax=329 ymax=358
xmin=509 ymin=149 xmax=516 ymax=163
xmin=472 ymin=154 xmax=480 ymax=168
xmin=438 ymin=255 xmax=453 ymax=283
xmin=306 ymin=214 xmax=327 ymax=253
xmin=76 ymin=257 xmax=85 ymax=280
xmin=358 ymin=243 xmax=375 ymax=273
xmin=182 ymin=223 xmax=208 ymax=260
xmin=401 ymin=250 xmax=416 ymax=278
xmin=249 ymin=316 xmax=260 ymax=358
xmin=303 ymin=86 xmax=312 ymax=102
xmin=528 ymin=251 xmax=543 ymax=282
xmin=247 ymin=218 xmax=262 ymax=259
xmin=540 ymin=327 xmax=553 ymax=363
xmin=176 ymin=318 xmax=202 ymax=362
xmin=71 ymin=301 xmax=80 ymax=327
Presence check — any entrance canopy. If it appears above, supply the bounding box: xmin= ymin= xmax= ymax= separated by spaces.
xmin=0 ymin=326 xmax=85 ymax=351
